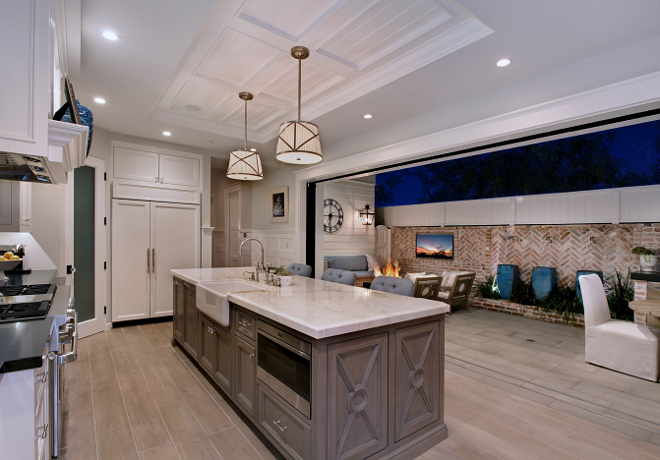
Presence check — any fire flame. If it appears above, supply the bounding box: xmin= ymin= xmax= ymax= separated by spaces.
xmin=374 ymin=260 xmax=401 ymax=278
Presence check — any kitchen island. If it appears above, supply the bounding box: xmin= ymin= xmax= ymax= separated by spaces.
xmin=171 ymin=267 xmax=449 ymax=460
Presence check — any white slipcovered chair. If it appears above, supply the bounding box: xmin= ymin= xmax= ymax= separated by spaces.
xmin=579 ymin=274 xmax=660 ymax=381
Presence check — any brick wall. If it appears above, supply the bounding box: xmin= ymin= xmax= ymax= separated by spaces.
xmin=471 ymin=297 xmax=585 ymax=328
xmin=391 ymin=223 xmax=660 ymax=286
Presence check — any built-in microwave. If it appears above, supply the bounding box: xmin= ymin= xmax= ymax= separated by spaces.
xmin=257 ymin=320 xmax=311 ymax=418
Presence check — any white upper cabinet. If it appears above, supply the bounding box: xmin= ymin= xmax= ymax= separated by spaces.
xmin=159 ymin=154 xmax=200 ymax=187
xmin=113 ymin=147 xmax=160 ymax=183
xmin=113 ymin=145 xmax=201 ymax=188
xmin=0 ymin=0 xmax=51 ymax=156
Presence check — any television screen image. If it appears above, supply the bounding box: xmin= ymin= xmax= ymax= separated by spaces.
xmin=416 ymin=234 xmax=454 ymax=259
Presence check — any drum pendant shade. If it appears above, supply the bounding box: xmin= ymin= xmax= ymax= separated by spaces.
xmin=276 ymin=46 xmax=322 ymax=164
xmin=227 ymin=91 xmax=263 ymax=180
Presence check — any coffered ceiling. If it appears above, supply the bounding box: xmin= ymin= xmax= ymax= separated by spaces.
xmin=68 ymin=0 xmax=660 ymax=165
xmin=149 ymin=0 xmax=491 ymax=142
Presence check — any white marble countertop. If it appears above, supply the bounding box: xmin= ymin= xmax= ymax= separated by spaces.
xmin=171 ymin=267 xmax=449 ymax=339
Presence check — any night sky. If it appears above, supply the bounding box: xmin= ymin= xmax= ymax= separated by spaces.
xmin=376 ymin=119 xmax=660 ymax=207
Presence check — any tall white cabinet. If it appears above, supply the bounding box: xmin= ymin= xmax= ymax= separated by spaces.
xmin=112 ymin=200 xmax=200 ymax=321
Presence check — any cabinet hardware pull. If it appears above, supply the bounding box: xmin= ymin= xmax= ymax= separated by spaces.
xmin=207 ymin=326 xmax=217 ymax=334
xmin=152 ymin=248 xmax=155 ymax=271
xmin=239 ymin=320 xmax=251 ymax=327
xmin=147 ymin=248 xmax=151 ymax=272
xmin=155 ymin=177 xmax=159 ymax=182
xmin=248 ymin=353 xmax=255 ymax=358
xmin=273 ymin=419 xmax=288 ymax=432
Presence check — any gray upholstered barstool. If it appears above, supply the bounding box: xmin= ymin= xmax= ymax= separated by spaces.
xmin=286 ymin=263 xmax=312 ymax=278
xmin=370 ymin=276 xmax=414 ymax=297
xmin=320 ymin=268 xmax=356 ymax=286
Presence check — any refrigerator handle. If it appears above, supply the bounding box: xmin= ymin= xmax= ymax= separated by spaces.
xmin=152 ymin=248 xmax=155 ymax=273
xmin=147 ymin=248 xmax=151 ymax=273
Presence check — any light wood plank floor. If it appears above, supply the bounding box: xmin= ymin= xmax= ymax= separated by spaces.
xmin=61 ymin=313 xmax=660 ymax=460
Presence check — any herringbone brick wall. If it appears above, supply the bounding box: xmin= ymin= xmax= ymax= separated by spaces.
xmin=391 ymin=223 xmax=660 ymax=286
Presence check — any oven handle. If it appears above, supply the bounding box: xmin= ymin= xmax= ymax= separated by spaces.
xmin=258 ymin=330 xmax=311 ymax=361
xmin=58 ymin=311 xmax=78 ymax=364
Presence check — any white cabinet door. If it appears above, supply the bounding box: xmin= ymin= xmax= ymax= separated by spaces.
xmin=113 ymin=147 xmax=160 ymax=184
xmin=150 ymin=202 xmax=200 ymax=317
xmin=19 ymin=182 xmax=32 ymax=232
xmin=0 ymin=181 xmax=19 ymax=231
xmin=0 ymin=0 xmax=50 ymax=157
xmin=112 ymin=199 xmax=151 ymax=321
xmin=159 ymin=153 xmax=200 ymax=187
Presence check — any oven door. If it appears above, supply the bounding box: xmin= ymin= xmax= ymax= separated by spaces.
xmin=257 ymin=324 xmax=311 ymax=418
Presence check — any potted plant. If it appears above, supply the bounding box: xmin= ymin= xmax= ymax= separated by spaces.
xmin=531 ymin=235 xmax=558 ymax=302
xmin=576 ymin=234 xmax=603 ymax=302
xmin=632 ymin=246 xmax=657 ymax=272
xmin=497 ymin=233 xmax=521 ymax=300
xmin=274 ymin=266 xmax=294 ymax=286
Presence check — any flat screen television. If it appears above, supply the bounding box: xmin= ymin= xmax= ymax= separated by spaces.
xmin=416 ymin=233 xmax=454 ymax=259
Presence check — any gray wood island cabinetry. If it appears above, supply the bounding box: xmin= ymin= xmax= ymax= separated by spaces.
xmin=172 ymin=268 xmax=448 ymax=460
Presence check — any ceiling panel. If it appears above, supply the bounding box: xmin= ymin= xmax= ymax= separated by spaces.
xmin=171 ymin=81 xmax=231 ymax=117
xmin=237 ymin=0 xmax=342 ymax=41
xmin=258 ymin=59 xmax=345 ymax=103
xmin=318 ymin=0 xmax=451 ymax=70
xmin=221 ymin=100 xmax=288 ymax=130
xmin=196 ymin=28 xmax=284 ymax=87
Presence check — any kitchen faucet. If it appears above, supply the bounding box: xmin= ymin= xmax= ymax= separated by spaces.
xmin=239 ymin=238 xmax=264 ymax=273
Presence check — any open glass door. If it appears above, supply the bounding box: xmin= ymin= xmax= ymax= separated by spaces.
xmin=72 ymin=156 xmax=107 ymax=338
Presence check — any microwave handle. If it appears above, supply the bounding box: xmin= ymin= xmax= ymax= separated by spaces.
xmin=258 ymin=330 xmax=311 ymax=361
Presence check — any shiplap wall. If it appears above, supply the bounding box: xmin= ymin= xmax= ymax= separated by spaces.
xmin=323 ymin=180 xmax=376 ymax=257
xmin=382 ymin=184 xmax=660 ymax=227
xmin=251 ymin=229 xmax=296 ymax=269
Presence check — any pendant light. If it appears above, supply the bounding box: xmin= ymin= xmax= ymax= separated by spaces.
xmin=227 ymin=92 xmax=263 ymax=180
xmin=276 ymin=46 xmax=322 ymax=164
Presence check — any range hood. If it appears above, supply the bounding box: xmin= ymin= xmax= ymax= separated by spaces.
xmin=0 ymin=120 xmax=88 ymax=185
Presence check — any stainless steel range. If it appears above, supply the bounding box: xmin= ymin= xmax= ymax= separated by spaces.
xmin=0 ymin=283 xmax=57 ymax=322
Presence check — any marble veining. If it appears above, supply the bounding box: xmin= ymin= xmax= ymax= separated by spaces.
xmin=171 ymin=267 xmax=448 ymax=339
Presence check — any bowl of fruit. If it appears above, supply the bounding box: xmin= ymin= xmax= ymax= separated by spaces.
xmin=0 ymin=252 xmax=22 ymax=280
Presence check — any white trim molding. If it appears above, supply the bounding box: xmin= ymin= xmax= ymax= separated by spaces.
xmin=295 ymin=70 xmax=660 ymax=182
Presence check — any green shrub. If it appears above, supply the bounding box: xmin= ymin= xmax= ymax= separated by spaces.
xmin=511 ymin=279 xmax=536 ymax=306
xmin=537 ymin=285 xmax=582 ymax=323
xmin=473 ymin=275 xmax=500 ymax=299
xmin=605 ymin=269 xmax=634 ymax=321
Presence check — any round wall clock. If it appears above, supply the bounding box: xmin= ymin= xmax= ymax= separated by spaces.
xmin=323 ymin=198 xmax=343 ymax=233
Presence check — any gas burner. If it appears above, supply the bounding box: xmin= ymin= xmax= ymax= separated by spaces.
xmin=0 ymin=283 xmax=57 ymax=322
xmin=0 ymin=284 xmax=55 ymax=296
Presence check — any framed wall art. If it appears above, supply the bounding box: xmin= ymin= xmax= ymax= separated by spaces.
xmin=270 ymin=186 xmax=288 ymax=223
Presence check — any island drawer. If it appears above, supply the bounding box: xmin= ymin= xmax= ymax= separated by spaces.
xmin=258 ymin=385 xmax=311 ymax=460
xmin=235 ymin=308 xmax=256 ymax=341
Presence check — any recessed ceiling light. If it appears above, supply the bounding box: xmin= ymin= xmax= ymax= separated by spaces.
xmin=102 ymin=30 xmax=119 ymax=41
xmin=496 ymin=58 xmax=511 ymax=67
xmin=94 ymin=97 xmax=106 ymax=104
xmin=163 ymin=131 xmax=171 ymax=136
xmin=363 ymin=114 xmax=373 ymax=119
xmin=185 ymin=104 xmax=202 ymax=112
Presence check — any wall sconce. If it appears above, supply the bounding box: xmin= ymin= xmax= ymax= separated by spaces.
xmin=359 ymin=204 xmax=375 ymax=225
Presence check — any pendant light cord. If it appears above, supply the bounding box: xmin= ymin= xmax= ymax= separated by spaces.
xmin=244 ymin=98 xmax=248 ymax=150
xmin=298 ymin=58 xmax=302 ymax=121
